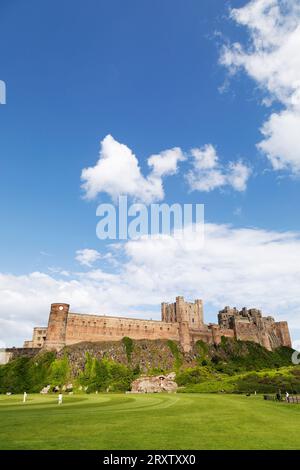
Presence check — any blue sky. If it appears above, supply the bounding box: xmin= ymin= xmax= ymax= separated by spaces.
xmin=1 ymin=0 xmax=300 ymax=346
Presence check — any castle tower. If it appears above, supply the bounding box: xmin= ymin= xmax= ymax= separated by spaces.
xmin=161 ymin=297 xmax=203 ymax=327
xmin=176 ymin=296 xmax=192 ymax=353
xmin=176 ymin=296 xmax=188 ymax=322
xmin=43 ymin=303 xmax=69 ymax=351
xmin=194 ymin=299 xmax=204 ymax=328
xmin=161 ymin=302 xmax=167 ymax=322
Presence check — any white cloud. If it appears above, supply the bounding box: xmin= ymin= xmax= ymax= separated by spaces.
xmin=81 ymin=134 xmax=185 ymax=204
xmin=221 ymin=0 xmax=300 ymax=174
xmin=1 ymin=224 xmax=300 ymax=347
xmin=75 ymin=249 xmax=101 ymax=267
xmin=81 ymin=136 xmax=250 ymax=199
xmin=258 ymin=109 xmax=300 ymax=172
xmin=190 ymin=145 xmax=219 ymax=170
xmin=186 ymin=144 xmax=251 ymax=192
xmin=148 ymin=148 xmax=186 ymax=177
xmin=227 ymin=161 xmax=252 ymax=191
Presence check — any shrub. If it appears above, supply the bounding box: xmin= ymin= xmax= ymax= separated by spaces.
xmin=176 ymin=366 xmax=214 ymax=386
xmin=79 ymin=354 xmax=134 ymax=392
xmin=195 ymin=340 xmax=210 ymax=366
xmin=212 ymin=340 xmax=294 ymax=373
xmin=122 ymin=337 xmax=134 ymax=363
xmin=49 ymin=355 xmax=70 ymax=388
xmin=0 ymin=352 xmax=56 ymax=394
xmin=147 ymin=367 xmax=166 ymax=376
xmin=167 ymin=340 xmax=183 ymax=370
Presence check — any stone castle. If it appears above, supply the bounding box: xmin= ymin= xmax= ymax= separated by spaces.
xmin=23 ymin=296 xmax=291 ymax=353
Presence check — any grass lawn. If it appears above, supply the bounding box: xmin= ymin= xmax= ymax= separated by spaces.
xmin=0 ymin=393 xmax=300 ymax=450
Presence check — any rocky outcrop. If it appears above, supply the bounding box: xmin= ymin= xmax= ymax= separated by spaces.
xmin=131 ymin=373 xmax=178 ymax=393
xmin=40 ymin=385 xmax=50 ymax=394
xmin=57 ymin=339 xmax=193 ymax=375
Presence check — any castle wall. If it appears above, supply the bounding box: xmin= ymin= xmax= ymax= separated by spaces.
xmin=232 ymin=319 xmax=273 ymax=350
xmin=0 ymin=349 xmax=13 ymax=365
xmin=219 ymin=328 xmax=235 ymax=340
xmin=190 ymin=326 xmax=235 ymax=346
xmin=233 ymin=319 xmax=266 ymax=346
xmin=190 ymin=326 xmax=214 ymax=345
xmin=65 ymin=313 xmax=179 ymax=346
xmin=0 ymin=347 xmax=40 ymax=364
xmin=274 ymin=321 xmax=292 ymax=348
xmin=211 ymin=325 xmax=236 ymax=345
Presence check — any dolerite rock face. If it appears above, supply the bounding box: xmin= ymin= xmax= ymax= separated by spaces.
xmin=131 ymin=373 xmax=177 ymax=393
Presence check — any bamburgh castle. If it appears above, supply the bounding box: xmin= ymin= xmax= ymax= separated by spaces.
xmin=23 ymin=296 xmax=291 ymax=353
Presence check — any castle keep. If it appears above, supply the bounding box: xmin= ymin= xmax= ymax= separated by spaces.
xmin=23 ymin=297 xmax=292 ymax=352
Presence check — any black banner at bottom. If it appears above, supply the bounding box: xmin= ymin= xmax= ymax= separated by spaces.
xmin=0 ymin=450 xmax=298 ymax=466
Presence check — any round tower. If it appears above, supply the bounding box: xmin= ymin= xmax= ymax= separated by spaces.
xmin=43 ymin=303 xmax=69 ymax=351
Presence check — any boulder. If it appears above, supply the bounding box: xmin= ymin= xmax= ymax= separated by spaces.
xmin=131 ymin=373 xmax=177 ymax=393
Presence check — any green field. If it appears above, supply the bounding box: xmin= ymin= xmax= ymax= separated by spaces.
xmin=1 ymin=393 xmax=300 ymax=450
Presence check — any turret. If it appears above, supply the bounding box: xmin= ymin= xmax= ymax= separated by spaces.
xmin=43 ymin=303 xmax=69 ymax=351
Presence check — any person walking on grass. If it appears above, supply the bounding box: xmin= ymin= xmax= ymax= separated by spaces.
xmin=58 ymin=393 xmax=63 ymax=405
xmin=286 ymin=391 xmax=290 ymax=403
xmin=23 ymin=391 xmax=27 ymax=403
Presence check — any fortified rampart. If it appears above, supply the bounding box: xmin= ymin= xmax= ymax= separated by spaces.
xmin=21 ymin=296 xmax=292 ymax=353
xmin=0 ymin=347 xmax=40 ymax=365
